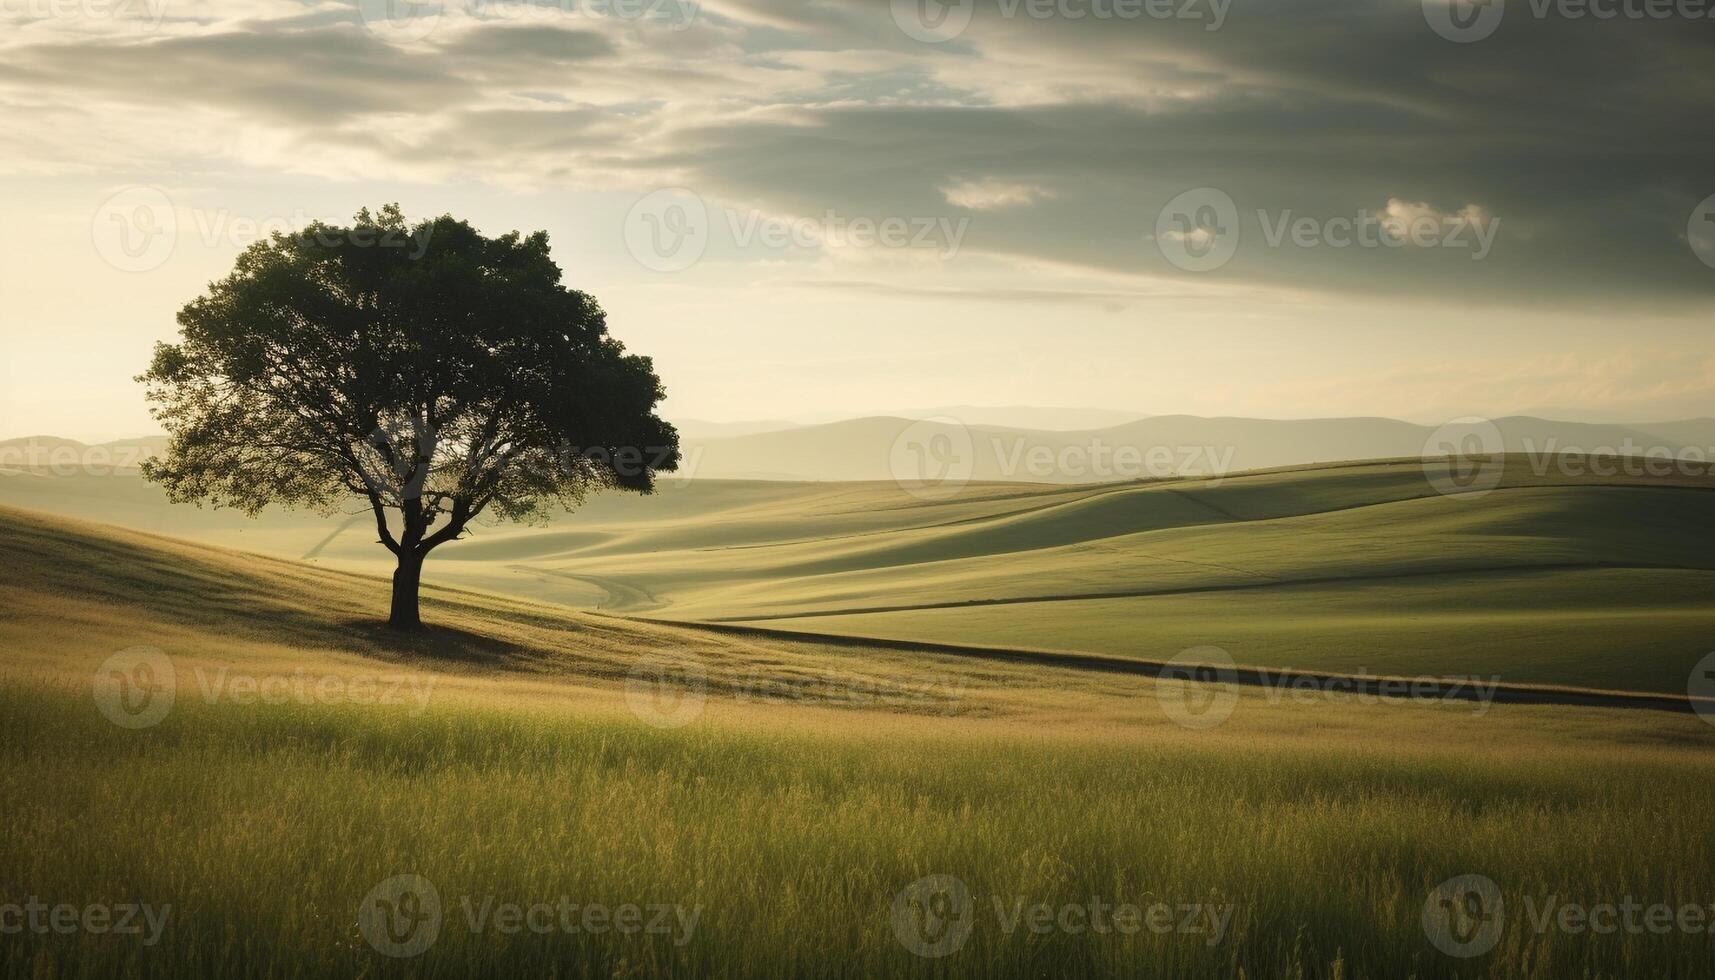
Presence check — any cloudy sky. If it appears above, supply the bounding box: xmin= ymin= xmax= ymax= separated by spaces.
xmin=2 ymin=0 xmax=1712 ymax=441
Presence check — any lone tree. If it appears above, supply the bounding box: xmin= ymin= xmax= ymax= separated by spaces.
xmin=141 ymin=205 xmax=679 ymax=630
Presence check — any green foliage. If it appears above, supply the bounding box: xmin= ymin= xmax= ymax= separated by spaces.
xmin=138 ymin=204 xmax=679 ymax=564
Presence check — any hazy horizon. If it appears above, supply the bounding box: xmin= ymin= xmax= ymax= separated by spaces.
xmin=13 ymin=405 xmax=1715 ymax=448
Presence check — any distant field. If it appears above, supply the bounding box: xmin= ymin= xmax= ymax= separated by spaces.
xmin=4 ymin=505 xmax=1715 ymax=978
xmin=7 ymin=455 xmax=1711 ymax=695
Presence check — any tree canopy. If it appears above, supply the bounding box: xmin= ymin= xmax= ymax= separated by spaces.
xmin=140 ymin=204 xmax=679 ymax=628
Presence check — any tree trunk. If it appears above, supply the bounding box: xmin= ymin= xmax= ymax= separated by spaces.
xmin=389 ymin=551 xmax=424 ymax=630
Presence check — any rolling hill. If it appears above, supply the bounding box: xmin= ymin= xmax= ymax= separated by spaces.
xmin=3 ymin=451 xmax=1711 ymax=695
xmin=4 ymin=501 xmax=1715 ymax=979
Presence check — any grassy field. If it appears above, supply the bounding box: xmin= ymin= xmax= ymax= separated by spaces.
xmin=4 ymin=504 xmax=1715 ymax=978
xmin=7 ymin=455 xmax=1712 ymax=693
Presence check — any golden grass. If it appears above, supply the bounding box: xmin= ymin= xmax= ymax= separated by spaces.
xmin=4 ymin=504 xmax=1715 ymax=978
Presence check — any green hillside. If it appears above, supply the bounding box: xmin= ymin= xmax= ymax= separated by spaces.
xmin=4 ymin=504 xmax=1715 ymax=979
xmin=4 ymin=454 xmax=1711 ymax=694
xmin=415 ymin=457 xmax=1715 ymax=693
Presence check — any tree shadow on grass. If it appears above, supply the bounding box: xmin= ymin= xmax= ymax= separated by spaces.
xmin=7 ymin=506 xmax=584 ymax=675
xmin=335 ymin=618 xmax=548 ymax=672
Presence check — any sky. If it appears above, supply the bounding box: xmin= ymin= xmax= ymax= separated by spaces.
xmin=1 ymin=0 xmax=1712 ymax=442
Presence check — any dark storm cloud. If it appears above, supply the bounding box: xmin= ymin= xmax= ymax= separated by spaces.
xmin=0 ymin=26 xmax=466 ymax=123
xmin=445 ymin=23 xmax=616 ymax=62
xmin=656 ymin=0 xmax=1715 ymax=304
xmin=1 ymin=0 xmax=1711 ymax=304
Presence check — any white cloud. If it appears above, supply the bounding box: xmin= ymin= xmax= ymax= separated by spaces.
xmin=940 ymin=178 xmax=1053 ymax=211
xmin=1378 ymin=198 xmax=1494 ymax=246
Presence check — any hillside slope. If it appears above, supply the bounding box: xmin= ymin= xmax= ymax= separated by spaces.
xmin=7 ymin=449 xmax=1714 ymax=695
xmin=7 ymin=503 xmax=1715 ymax=980
xmin=9 ymin=501 xmax=1713 ymax=716
xmin=0 ymin=505 xmax=1026 ymax=718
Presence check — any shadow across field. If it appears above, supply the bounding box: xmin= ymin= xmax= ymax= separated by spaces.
xmin=1 ymin=505 xmax=615 ymax=674
xmin=701 ymin=560 xmax=1714 ymax=623
xmin=635 ymin=616 xmax=1715 ymax=715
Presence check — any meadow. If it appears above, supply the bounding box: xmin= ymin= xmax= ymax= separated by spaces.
xmin=7 ymin=454 xmax=1713 ymax=693
xmin=3 ymin=504 xmax=1715 ymax=978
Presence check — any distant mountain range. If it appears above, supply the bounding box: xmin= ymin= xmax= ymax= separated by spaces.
xmin=671 ymin=406 xmax=1147 ymax=441
xmin=676 ymin=414 xmax=1715 ymax=483
xmin=0 ymin=435 xmax=168 ymax=471
xmin=8 ymin=415 xmax=1713 ymax=485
